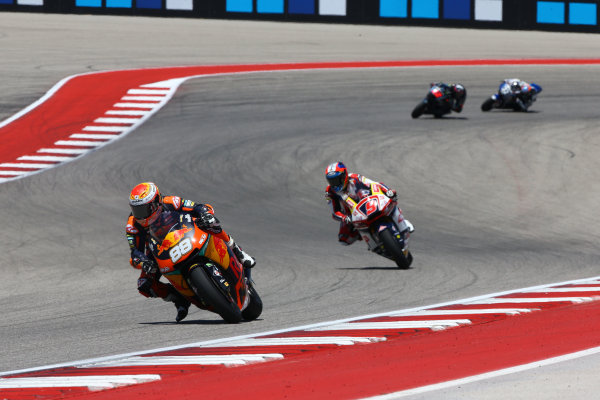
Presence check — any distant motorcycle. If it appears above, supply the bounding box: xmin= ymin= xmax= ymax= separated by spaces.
xmin=411 ymin=84 xmax=456 ymax=119
xmin=481 ymin=82 xmax=542 ymax=112
xmin=148 ymin=210 xmax=262 ymax=323
xmin=345 ymin=190 xmax=413 ymax=269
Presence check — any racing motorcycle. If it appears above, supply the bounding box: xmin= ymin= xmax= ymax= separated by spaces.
xmin=147 ymin=210 xmax=262 ymax=323
xmin=481 ymin=82 xmax=542 ymax=112
xmin=411 ymin=84 xmax=455 ymax=119
xmin=345 ymin=188 xmax=413 ymax=269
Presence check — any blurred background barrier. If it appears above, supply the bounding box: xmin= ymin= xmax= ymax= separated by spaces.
xmin=1 ymin=0 xmax=598 ymax=32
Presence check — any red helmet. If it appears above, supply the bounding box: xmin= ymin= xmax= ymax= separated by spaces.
xmin=325 ymin=161 xmax=348 ymax=192
xmin=129 ymin=182 xmax=162 ymax=228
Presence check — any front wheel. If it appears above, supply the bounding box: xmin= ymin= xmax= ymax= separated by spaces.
xmin=379 ymin=229 xmax=411 ymax=269
xmin=411 ymin=102 xmax=426 ymax=119
xmin=242 ymin=285 xmax=263 ymax=321
xmin=189 ymin=266 xmax=242 ymax=323
xmin=481 ymin=98 xmax=494 ymax=111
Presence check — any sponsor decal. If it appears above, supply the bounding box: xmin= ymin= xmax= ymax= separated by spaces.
xmin=171 ymin=196 xmax=181 ymax=209
xmin=156 ymin=227 xmax=192 ymax=255
xmin=126 ymin=224 xmax=138 ymax=234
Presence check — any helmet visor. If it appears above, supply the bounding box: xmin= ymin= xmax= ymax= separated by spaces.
xmin=131 ymin=200 xmax=159 ymax=220
xmin=327 ymin=172 xmax=346 ymax=190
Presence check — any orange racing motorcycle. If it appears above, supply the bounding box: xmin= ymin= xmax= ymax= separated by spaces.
xmin=147 ymin=210 xmax=262 ymax=323
xmin=345 ymin=188 xmax=413 ymax=269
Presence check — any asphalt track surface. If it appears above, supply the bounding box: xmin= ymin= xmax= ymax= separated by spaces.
xmin=1 ymin=12 xmax=600 ymax=398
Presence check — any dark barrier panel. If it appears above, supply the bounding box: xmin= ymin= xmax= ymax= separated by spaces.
xmin=1 ymin=0 xmax=599 ymax=33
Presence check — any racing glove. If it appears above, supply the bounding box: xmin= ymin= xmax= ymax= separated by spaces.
xmin=196 ymin=212 xmax=222 ymax=233
xmin=141 ymin=259 xmax=158 ymax=275
xmin=385 ymin=189 xmax=397 ymax=201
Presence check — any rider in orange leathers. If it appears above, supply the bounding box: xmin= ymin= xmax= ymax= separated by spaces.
xmin=324 ymin=161 xmax=414 ymax=245
xmin=126 ymin=182 xmax=255 ymax=322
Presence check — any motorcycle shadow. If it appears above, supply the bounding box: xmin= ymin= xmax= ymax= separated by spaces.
xmin=139 ymin=318 xmax=261 ymax=325
xmin=417 ymin=116 xmax=468 ymax=120
xmin=491 ymin=109 xmax=541 ymax=114
xmin=337 ymin=265 xmax=413 ymax=271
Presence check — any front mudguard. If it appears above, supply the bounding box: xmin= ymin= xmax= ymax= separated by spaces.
xmin=370 ymin=219 xmax=407 ymax=258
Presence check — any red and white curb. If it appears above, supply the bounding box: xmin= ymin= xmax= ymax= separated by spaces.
xmin=0 ymin=79 xmax=184 ymax=183
xmin=2 ymin=275 xmax=599 ymax=399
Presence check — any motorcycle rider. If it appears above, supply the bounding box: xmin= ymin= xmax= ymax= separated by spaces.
xmin=324 ymin=161 xmax=414 ymax=246
xmin=126 ymin=182 xmax=256 ymax=323
xmin=504 ymin=78 xmax=535 ymax=111
xmin=430 ymin=82 xmax=467 ymax=113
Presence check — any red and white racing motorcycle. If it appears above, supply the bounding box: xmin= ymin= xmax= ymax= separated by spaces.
xmin=344 ymin=188 xmax=413 ymax=269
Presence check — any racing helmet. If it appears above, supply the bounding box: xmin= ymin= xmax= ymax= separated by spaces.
xmin=510 ymin=80 xmax=521 ymax=92
xmin=325 ymin=161 xmax=348 ymax=192
xmin=453 ymin=84 xmax=466 ymax=99
xmin=129 ymin=182 xmax=162 ymax=227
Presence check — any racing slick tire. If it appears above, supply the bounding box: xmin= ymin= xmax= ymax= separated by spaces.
xmin=189 ymin=265 xmax=242 ymax=323
xmin=242 ymin=285 xmax=263 ymax=321
xmin=411 ymin=102 xmax=427 ymax=119
xmin=379 ymin=229 xmax=411 ymax=269
xmin=481 ymin=98 xmax=494 ymax=111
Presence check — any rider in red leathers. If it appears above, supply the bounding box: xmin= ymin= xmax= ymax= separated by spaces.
xmin=126 ymin=182 xmax=255 ymax=322
xmin=324 ymin=162 xmax=414 ymax=246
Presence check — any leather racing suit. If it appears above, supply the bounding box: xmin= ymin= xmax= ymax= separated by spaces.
xmin=325 ymin=174 xmax=413 ymax=245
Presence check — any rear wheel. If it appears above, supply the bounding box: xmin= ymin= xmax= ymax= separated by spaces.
xmin=379 ymin=229 xmax=411 ymax=269
xmin=189 ymin=266 xmax=242 ymax=323
xmin=242 ymin=285 xmax=263 ymax=321
xmin=411 ymin=102 xmax=426 ymax=119
xmin=481 ymin=98 xmax=494 ymax=111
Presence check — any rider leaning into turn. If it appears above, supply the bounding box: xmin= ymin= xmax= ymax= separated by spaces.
xmin=126 ymin=182 xmax=256 ymax=323
xmin=431 ymin=82 xmax=467 ymax=113
xmin=504 ymin=78 xmax=534 ymax=111
xmin=324 ymin=161 xmax=414 ymax=246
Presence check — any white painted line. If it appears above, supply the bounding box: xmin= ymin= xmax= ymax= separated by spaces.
xmin=70 ymin=134 xmax=118 ymax=140
xmin=308 ymin=320 xmax=472 ymax=331
xmin=93 ymin=117 xmax=139 ymax=124
xmin=0 ymin=170 xmax=28 ymax=176
xmin=121 ymin=95 xmax=164 ymax=101
xmin=202 ymin=337 xmax=386 ymax=347
xmin=4 ymin=275 xmax=600 ymax=378
xmin=0 ymin=163 xmax=55 ymax=169
xmin=526 ymin=287 xmax=600 ymax=293
xmin=127 ymin=89 xmax=170 ymax=95
xmin=466 ymin=297 xmax=593 ymax=304
xmin=83 ymin=126 xmax=127 ymax=132
xmin=105 ymin=110 xmax=150 ymax=116
xmin=0 ymin=375 xmax=160 ymax=389
xmin=54 ymin=140 xmax=103 ymax=147
xmin=18 ymin=155 xmax=74 ymax=162
xmin=81 ymin=354 xmax=284 ymax=368
xmin=360 ymin=345 xmax=600 ymax=399
xmin=38 ymin=148 xmax=88 ymax=154
xmin=390 ymin=308 xmax=536 ymax=317
xmin=113 ymin=102 xmax=156 ymax=109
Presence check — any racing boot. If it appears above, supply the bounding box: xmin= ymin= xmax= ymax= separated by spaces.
xmin=227 ymin=237 xmax=256 ymax=269
xmin=164 ymin=290 xmax=191 ymax=323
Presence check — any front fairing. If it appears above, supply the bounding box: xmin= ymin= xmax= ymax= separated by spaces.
xmin=147 ymin=211 xmax=209 ymax=274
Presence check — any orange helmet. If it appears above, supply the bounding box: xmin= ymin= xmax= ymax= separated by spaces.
xmin=129 ymin=182 xmax=162 ymax=228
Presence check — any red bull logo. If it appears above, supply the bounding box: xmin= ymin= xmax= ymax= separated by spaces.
xmin=157 ymin=226 xmax=192 ymax=255
xmin=215 ymin=238 xmax=228 ymax=263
